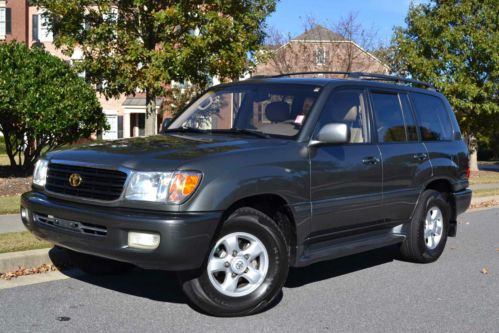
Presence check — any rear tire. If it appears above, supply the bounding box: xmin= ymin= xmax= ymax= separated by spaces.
xmin=400 ymin=189 xmax=450 ymax=263
xmin=180 ymin=207 xmax=289 ymax=317
xmin=67 ymin=250 xmax=134 ymax=275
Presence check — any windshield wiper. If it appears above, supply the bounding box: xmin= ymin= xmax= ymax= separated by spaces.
xmin=164 ymin=127 xmax=208 ymax=134
xmin=214 ymin=128 xmax=270 ymax=139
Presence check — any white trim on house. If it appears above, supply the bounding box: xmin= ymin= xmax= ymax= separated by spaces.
xmin=102 ymin=111 xmax=118 ymax=140
xmin=0 ymin=3 xmax=6 ymax=41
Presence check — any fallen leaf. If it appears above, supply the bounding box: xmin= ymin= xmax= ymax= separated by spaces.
xmin=481 ymin=267 xmax=489 ymax=275
xmin=0 ymin=264 xmax=57 ymax=280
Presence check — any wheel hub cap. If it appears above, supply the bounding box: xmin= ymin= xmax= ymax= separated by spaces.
xmin=424 ymin=206 xmax=444 ymax=250
xmin=231 ymin=257 xmax=248 ymax=275
xmin=206 ymin=232 xmax=269 ymax=297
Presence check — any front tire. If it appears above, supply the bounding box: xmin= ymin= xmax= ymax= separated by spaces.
xmin=400 ymin=189 xmax=450 ymax=263
xmin=180 ymin=207 xmax=289 ymax=317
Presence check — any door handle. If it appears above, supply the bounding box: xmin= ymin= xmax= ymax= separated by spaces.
xmin=362 ymin=156 xmax=380 ymax=165
xmin=413 ymin=153 xmax=428 ymax=161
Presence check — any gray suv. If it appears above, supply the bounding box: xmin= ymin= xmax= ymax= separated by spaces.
xmin=21 ymin=72 xmax=472 ymax=316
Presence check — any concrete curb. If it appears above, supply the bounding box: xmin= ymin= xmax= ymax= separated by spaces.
xmin=0 ymin=247 xmax=70 ymax=274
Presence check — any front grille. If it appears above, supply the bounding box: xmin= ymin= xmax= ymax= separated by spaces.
xmin=46 ymin=163 xmax=127 ymax=201
xmin=34 ymin=213 xmax=107 ymax=237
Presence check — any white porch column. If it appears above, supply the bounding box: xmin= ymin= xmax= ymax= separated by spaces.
xmin=123 ymin=112 xmax=131 ymax=138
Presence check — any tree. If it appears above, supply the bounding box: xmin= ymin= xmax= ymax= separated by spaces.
xmin=393 ymin=0 xmax=498 ymax=170
xmin=35 ymin=0 xmax=277 ymax=136
xmin=0 ymin=41 xmax=107 ymax=171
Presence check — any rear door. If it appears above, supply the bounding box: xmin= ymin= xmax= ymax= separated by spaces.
xmin=369 ymin=90 xmax=431 ymax=222
xmin=309 ymin=89 xmax=384 ymax=239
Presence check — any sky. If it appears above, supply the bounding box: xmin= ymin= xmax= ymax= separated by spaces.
xmin=266 ymin=0 xmax=430 ymax=45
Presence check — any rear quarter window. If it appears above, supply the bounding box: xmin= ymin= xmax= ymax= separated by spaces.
xmin=411 ymin=93 xmax=453 ymax=141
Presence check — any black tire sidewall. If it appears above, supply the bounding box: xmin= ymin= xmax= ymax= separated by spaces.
xmin=415 ymin=191 xmax=450 ymax=261
xmin=188 ymin=210 xmax=288 ymax=315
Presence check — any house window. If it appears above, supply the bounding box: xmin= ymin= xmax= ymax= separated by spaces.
xmin=36 ymin=12 xmax=53 ymax=42
xmin=315 ymin=47 xmax=327 ymax=65
xmin=0 ymin=7 xmax=11 ymax=39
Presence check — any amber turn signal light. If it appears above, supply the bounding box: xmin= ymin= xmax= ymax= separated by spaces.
xmin=168 ymin=171 xmax=202 ymax=204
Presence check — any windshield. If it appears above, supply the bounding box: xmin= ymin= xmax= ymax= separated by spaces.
xmin=168 ymin=84 xmax=322 ymax=138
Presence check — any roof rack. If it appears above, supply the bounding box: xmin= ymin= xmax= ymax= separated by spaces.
xmin=259 ymin=71 xmax=434 ymax=89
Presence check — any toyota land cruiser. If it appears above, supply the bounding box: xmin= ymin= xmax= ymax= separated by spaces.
xmin=21 ymin=72 xmax=472 ymax=316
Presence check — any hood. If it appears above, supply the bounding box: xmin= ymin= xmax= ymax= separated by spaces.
xmin=45 ymin=134 xmax=289 ymax=171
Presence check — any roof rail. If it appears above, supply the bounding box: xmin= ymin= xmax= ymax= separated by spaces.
xmin=260 ymin=71 xmax=434 ymax=89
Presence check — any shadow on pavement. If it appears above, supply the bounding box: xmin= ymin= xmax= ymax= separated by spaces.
xmin=62 ymin=266 xmax=187 ymax=304
xmin=52 ymin=245 xmax=401 ymax=307
xmin=285 ymin=245 xmax=400 ymax=288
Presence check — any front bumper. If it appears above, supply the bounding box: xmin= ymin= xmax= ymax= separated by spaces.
xmin=21 ymin=192 xmax=222 ymax=270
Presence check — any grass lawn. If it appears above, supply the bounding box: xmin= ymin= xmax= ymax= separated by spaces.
xmin=0 ymin=195 xmax=21 ymax=215
xmin=473 ymin=188 xmax=499 ymax=198
xmin=0 ymin=154 xmax=9 ymax=166
xmin=469 ymin=171 xmax=499 ymax=185
xmin=0 ymin=231 xmax=52 ymax=254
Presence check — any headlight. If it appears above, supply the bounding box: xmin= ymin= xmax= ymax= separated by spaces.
xmin=33 ymin=159 xmax=49 ymax=187
xmin=124 ymin=171 xmax=202 ymax=204
xmin=125 ymin=172 xmax=173 ymax=202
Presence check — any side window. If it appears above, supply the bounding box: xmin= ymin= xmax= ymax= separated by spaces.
xmin=318 ymin=90 xmax=368 ymax=143
xmin=371 ymin=92 xmax=408 ymax=143
xmin=412 ymin=93 xmax=453 ymax=141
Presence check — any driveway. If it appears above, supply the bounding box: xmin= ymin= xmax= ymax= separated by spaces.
xmin=0 ymin=208 xmax=498 ymax=332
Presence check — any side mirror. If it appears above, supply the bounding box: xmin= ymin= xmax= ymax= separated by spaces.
xmin=161 ymin=118 xmax=172 ymax=133
xmin=309 ymin=123 xmax=350 ymax=146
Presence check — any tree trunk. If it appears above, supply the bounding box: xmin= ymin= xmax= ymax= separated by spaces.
xmin=465 ymin=133 xmax=479 ymax=172
xmin=144 ymin=91 xmax=157 ymax=137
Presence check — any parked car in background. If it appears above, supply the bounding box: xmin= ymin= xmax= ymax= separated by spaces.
xmin=21 ymin=72 xmax=472 ymax=316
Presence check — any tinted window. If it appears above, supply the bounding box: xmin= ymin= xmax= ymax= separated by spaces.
xmin=412 ymin=93 xmax=453 ymax=141
xmin=371 ymin=93 xmax=408 ymax=143
xmin=318 ymin=90 xmax=368 ymax=143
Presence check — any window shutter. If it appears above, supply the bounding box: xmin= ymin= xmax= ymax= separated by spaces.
xmin=118 ymin=116 xmax=124 ymax=138
xmin=5 ymin=8 xmax=10 ymax=34
xmin=32 ymin=14 xmax=39 ymax=41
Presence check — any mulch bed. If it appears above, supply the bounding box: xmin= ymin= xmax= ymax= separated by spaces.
xmin=0 ymin=166 xmax=32 ymax=196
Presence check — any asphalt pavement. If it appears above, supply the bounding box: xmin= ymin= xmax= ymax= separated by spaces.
xmin=0 ymin=208 xmax=498 ymax=332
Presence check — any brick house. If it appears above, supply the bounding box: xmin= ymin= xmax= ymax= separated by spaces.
xmin=1 ymin=0 xmax=169 ymax=140
xmin=253 ymin=25 xmax=388 ymax=76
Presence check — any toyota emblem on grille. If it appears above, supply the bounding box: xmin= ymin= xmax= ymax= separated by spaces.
xmin=69 ymin=173 xmax=83 ymax=187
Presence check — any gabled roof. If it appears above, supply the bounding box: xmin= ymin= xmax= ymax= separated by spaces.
xmin=291 ymin=25 xmax=344 ymax=42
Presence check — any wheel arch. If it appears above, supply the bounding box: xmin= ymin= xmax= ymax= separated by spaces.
xmin=220 ymin=193 xmax=298 ymax=263
xmin=421 ymin=178 xmax=457 ymax=236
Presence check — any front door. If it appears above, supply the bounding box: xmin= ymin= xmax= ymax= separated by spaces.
xmin=309 ymin=89 xmax=383 ymax=239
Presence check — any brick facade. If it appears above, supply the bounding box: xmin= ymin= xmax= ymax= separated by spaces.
xmin=253 ymin=25 xmax=388 ymax=76
xmin=1 ymin=0 xmax=28 ymax=44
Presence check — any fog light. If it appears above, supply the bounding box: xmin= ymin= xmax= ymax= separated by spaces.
xmin=127 ymin=231 xmax=160 ymax=250
xmin=20 ymin=207 xmax=29 ymax=223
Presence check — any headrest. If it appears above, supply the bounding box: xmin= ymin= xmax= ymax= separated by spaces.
xmin=265 ymin=102 xmax=290 ymax=123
